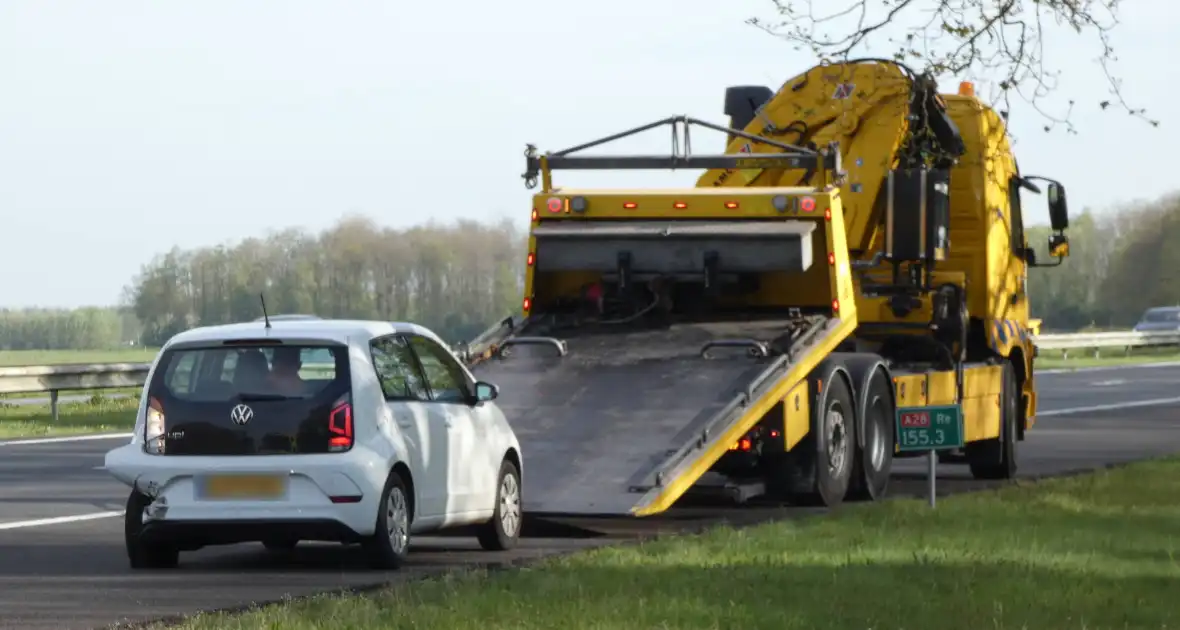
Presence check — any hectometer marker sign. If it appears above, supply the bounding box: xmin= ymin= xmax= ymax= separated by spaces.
xmin=895 ymin=404 xmax=964 ymax=453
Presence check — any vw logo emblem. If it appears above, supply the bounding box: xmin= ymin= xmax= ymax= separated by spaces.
xmin=230 ymin=404 xmax=254 ymax=426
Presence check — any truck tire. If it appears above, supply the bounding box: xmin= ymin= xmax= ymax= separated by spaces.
xmin=967 ymin=361 xmax=1018 ymax=480
xmin=125 ymin=490 xmax=179 ymax=570
xmin=774 ymin=373 xmax=856 ymax=507
xmin=848 ymin=368 xmax=894 ymax=501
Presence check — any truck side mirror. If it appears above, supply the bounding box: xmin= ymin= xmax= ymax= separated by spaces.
xmin=1047 ymin=182 xmax=1069 ymax=231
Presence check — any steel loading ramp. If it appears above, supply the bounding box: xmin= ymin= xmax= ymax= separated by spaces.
xmin=469 ymin=316 xmax=849 ymax=517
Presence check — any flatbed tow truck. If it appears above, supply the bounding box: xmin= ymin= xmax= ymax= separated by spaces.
xmin=457 ymin=59 xmax=1073 ymax=519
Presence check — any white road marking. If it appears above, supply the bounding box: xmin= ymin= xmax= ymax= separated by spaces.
xmin=1037 ymin=396 xmax=1180 ymax=417
xmin=1037 ymin=361 xmax=1180 ymax=375
xmin=0 ymin=510 xmax=121 ymax=531
xmin=1089 ymin=379 xmax=1127 ymax=387
xmin=0 ymin=433 xmax=132 ymax=447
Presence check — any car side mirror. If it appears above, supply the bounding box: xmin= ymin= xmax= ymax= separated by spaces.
xmin=473 ymin=381 xmax=499 ymax=403
xmin=1047 ymin=182 xmax=1068 ymax=231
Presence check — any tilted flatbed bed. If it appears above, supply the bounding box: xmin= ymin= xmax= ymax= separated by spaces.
xmin=466 ymin=314 xmax=847 ymax=516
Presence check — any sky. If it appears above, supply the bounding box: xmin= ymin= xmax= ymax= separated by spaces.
xmin=0 ymin=0 xmax=1176 ymax=308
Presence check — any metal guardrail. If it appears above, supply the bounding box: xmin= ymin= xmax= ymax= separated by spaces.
xmin=0 ymin=362 xmax=151 ymax=421
xmin=1 ymin=328 xmax=1176 ymax=420
xmin=1032 ymin=330 xmax=1180 ymax=357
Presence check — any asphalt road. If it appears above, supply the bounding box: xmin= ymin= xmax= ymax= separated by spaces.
xmin=1 ymin=362 xmax=1178 ymax=630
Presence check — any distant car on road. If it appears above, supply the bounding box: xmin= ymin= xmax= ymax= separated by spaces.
xmin=103 ymin=317 xmax=523 ymax=570
xmin=1133 ymin=306 xmax=1180 ymax=333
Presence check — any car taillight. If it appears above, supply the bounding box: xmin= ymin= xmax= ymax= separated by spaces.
xmin=328 ymin=394 xmax=353 ymax=452
xmin=144 ymin=396 xmax=165 ymax=454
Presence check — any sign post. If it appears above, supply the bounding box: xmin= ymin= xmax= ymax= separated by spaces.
xmin=895 ymin=404 xmax=965 ymax=507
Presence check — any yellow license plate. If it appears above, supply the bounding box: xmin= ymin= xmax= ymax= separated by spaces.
xmin=199 ymin=474 xmax=287 ymax=500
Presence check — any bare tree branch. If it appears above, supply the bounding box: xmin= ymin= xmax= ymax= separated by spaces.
xmin=748 ymin=0 xmax=1158 ymax=133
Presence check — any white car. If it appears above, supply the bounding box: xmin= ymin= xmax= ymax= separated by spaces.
xmin=103 ymin=317 xmax=524 ymax=570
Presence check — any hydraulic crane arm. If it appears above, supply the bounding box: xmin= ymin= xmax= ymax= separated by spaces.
xmin=697 ymin=59 xmax=966 ymax=257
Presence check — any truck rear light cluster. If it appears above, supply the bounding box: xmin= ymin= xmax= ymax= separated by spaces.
xmin=328 ymin=394 xmax=354 ymax=452
xmin=728 ymin=427 xmax=783 ymax=451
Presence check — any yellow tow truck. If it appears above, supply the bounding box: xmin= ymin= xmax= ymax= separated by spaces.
xmin=459 ymin=59 xmax=1072 ymax=517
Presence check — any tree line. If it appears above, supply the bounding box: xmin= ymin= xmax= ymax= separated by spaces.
xmin=123 ymin=215 xmax=527 ymax=347
xmin=0 ymin=306 xmax=140 ymax=351
xmin=1027 ymin=194 xmax=1180 ymax=332
xmin=0 ymin=196 xmax=1177 ymax=350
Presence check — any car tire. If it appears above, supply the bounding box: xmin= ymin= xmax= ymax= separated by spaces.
xmin=477 ymin=458 xmax=522 ymax=551
xmin=363 ymin=469 xmax=412 ymax=570
xmin=124 ymin=490 xmax=179 ymax=570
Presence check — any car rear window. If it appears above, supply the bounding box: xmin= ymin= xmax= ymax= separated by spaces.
xmin=155 ymin=343 xmax=347 ymax=402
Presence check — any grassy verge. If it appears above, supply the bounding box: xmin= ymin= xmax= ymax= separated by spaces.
xmin=164 ymin=457 xmax=1180 ymax=630
xmin=0 ymin=348 xmax=158 ymax=366
xmin=0 ymin=395 xmax=139 ymax=439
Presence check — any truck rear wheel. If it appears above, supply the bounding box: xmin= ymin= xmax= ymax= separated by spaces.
xmin=767 ymin=373 xmax=857 ymax=507
xmin=967 ymin=361 xmax=1018 ymax=480
xmin=849 ymin=369 xmax=894 ymax=501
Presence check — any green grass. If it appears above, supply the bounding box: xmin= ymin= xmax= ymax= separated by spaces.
xmin=160 ymin=457 xmax=1180 ymax=630
xmin=0 ymin=394 xmax=139 ymax=439
xmin=0 ymin=348 xmax=158 ymax=366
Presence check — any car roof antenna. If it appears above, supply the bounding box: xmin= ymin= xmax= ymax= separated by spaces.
xmin=259 ymin=293 xmax=272 ymax=329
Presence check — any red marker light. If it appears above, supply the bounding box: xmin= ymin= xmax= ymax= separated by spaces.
xmin=546 ymin=197 xmax=563 ymax=213
xmin=531 ymin=210 xmax=539 ymax=222
xmin=673 ymin=201 xmax=687 ymax=209
xmin=527 ymin=252 xmax=535 ymax=266
xmin=832 ymin=299 xmax=840 ymax=312
xmin=800 ymin=197 xmax=816 ymax=212
xmin=522 ymin=297 xmax=532 ymax=312
xmin=828 ymin=252 xmax=836 ymax=265
xmin=724 ymin=201 xmax=739 ymax=209
xmin=623 ymin=202 xmax=638 ymax=209
xmin=824 ymin=208 xmax=832 ymax=221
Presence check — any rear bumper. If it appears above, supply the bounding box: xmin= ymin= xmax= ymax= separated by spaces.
xmin=140 ymin=518 xmax=364 ymax=548
xmin=103 ymin=442 xmax=388 ymax=539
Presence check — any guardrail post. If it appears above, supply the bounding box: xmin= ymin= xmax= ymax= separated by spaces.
xmin=50 ymin=389 xmax=59 ymax=423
